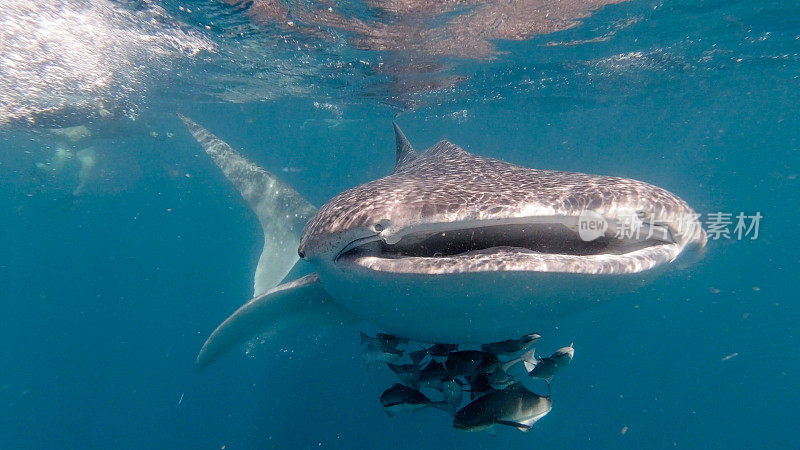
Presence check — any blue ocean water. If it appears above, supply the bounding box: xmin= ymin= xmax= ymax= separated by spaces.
xmin=1 ymin=0 xmax=799 ymax=448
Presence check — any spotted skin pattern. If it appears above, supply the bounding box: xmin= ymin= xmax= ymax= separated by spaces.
xmin=300 ymin=140 xmax=705 ymax=275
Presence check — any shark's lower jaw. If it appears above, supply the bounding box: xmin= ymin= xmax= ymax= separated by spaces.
xmin=336 ymin=219 xmax=682 ymax=275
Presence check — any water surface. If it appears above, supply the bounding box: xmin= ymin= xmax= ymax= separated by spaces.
xmin=1 ymin=0 xmax=799 ymax=448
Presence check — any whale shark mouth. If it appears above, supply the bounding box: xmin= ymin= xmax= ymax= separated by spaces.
xmin=336 ymin=217 xmax=681 ymax=275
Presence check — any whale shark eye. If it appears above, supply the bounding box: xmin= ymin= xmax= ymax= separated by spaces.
xmin=372 ymin=219 xmax=392 ymax=233
xmin=298 ymin=249 xmax=305 ymax=259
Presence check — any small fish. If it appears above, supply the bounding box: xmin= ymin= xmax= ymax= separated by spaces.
xmin=465 ymin=373 xmax=495 ymax=399
xmin=445 ymin=350 xmax=499 ymax=378
xmin=482 ymin=333 xmax=541 ymax=355
xmin=387 ymin=363 xmax=421 ymax=386
xmin=380 ymin=383 xmax=450 ymax=417
xmin=500 ymin=347 xmax=538 ymax=372
xmin=438 ymin=379 xmax=463 ymax=414
xmin=361 ymin=332 xmax=403 ymax=368
xmin=429 ymin=344 xmax=458 ymax=363
xmin=363 ymin=347 xmax=402 ymax=368
xmin=487 ymin=368 xmax=515 ymax=390
xmin=454 ymin=383 xmax=552 ymax=432
xmin=527 ymin=345 xmax=574 ymax=382
xmin=409 ymin=343 xmax=458 ymax=366
xmin=408 ymin=349 xmax=427 ymax=366
xmin=360 ymin=332 xmax=402 ymax=353
xmin=417 ymin=361 xmax=450 ymax=390
xmin=377 ymin=333 xmax=408 ymax=351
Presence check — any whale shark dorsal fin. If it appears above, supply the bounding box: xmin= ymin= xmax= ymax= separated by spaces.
xmin=425 ymin=139 xmax=469 ymax=160
xmin=196 ymin=273 xmax=356 ymax=368
xmin=393 ymin=122 xmax=417 ymax=171
xmin=179 ymin=114 xmax=318 ymax=296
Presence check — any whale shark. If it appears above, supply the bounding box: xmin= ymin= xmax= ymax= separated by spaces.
xmin=179 ymin=116 xmax=706 ymax=368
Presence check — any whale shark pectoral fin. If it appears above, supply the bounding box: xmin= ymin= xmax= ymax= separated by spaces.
xmin=196 ymin=273 xmax=354 ymax=369
xmin=392 ymin=122 xmax=417 ymax=171
xmin=178 ymin=114 xmax=318 ymax=296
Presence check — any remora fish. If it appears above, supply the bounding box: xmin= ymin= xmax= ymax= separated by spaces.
xmin=360 ymin=332 xmax=403 ymax=367
xmin=487 ymin=368 xmax=515 ymax=390
xmin=500 ymin=347 xmax=538 ymax=372
xmin=439 ymin=379 xmax=463 ymax=414
xmin=362 ymin=342 xmax=402 ymax=368
xmin=444 ymin=350 xmax=499 ymax=378
xmin=360 ymin=332 xmax=404 ymax=354
xmin=409 ymin=343 xmax=458 ymax=366
xmin=527 ymin=345 xmax=575 ymax=381
xmin=179 ymin=117 xmax=706 ymax=367
xmin=465 ymin=373 xmax=494 ymax=400
xmin=453 ymin=383 xmax=552 ymax=432
xmin=377 ymin=333 xmax=408 ymax=351
xmin=380 ymin=383 xmax=449 ymax=417
xmin=416 ymin=361 xmax=450 ymax=390
xmin=482 ymin=333 xmax=541 ymax=355
xmin=387 ymin=362 xmax=421 ymax=386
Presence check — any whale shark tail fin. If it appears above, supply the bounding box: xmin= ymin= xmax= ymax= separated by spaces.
xmin=178 ymin=114 xmax=317 ymax=296
xmin=196 ymin=273 xmax=355 ymax=368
